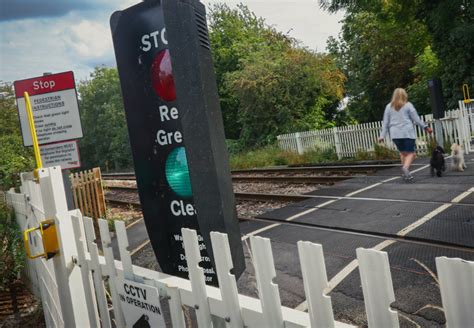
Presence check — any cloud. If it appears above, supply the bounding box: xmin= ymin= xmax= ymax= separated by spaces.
xmin=0 ymin=0 xmax=112 ymax=21
xmin=67 ymin=21 xmax=112 ymax=58
xmin=61 ymin=20 xmax=116 ymax=72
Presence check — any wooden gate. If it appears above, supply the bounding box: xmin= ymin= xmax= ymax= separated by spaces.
xmin=70 ymin=168 xmax=106 ymax=219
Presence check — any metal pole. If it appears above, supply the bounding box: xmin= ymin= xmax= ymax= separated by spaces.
xmin=62 ymin=170 xmax=75 ymax=210
xmin=434 ymin=120 xmax=444 ymax=147
xmin=24 ymin=92 xmax=42 ymax=177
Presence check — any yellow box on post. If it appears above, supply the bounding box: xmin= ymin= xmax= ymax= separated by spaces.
xmin=23 ymin=219 xmax=59 ymax=260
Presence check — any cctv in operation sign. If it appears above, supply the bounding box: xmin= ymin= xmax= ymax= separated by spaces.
xmin=14 ymin=71 xmax=83 ymax=146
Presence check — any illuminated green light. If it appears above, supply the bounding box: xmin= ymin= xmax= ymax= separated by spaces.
xmin=165 ymin=147 xmax=192 ymax=198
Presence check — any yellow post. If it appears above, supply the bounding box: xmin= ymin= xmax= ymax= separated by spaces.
xmin=463 ymin=84 xmax=471 ymax=104
xmin=24 ymin=91 xmax=43 ymax=178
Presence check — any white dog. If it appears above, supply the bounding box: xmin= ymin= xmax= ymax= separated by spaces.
xmin=451 ymin=143 xmax=467 ymax=171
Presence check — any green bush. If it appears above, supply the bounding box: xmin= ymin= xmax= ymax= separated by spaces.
xmin=355 ymin=148 xmax=373 ymax=161
xmin=0 ymin=135 xmax=35 ymax=190
xmin=0 ymin=200 xmax=25 ymax=291
xmin=225 ymin=139 xmax=245 ymax=155
xmin=355 ymin=143 xmax=399 ymax=161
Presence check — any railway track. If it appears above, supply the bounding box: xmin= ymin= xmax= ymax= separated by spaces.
xmin=101 ymin=163 xmax=402 ymax=180
xmin=105 ymin=175 xmax=349 ymax=185
xmin=106 ymin=190 xmax=310 ymax=206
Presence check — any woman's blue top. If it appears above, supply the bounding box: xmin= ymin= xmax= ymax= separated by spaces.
xmin=379 ymin=102 xmax=427 ymax=139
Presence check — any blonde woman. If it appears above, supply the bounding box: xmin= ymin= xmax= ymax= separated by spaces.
xmin=378 ymin=88 xmax=432 ymax=181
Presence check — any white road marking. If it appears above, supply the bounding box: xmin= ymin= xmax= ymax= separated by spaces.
xmin=241 ymin=164 xmax=430 ymax=240
xmin=125 ymin=217 xmax=143 ymax=229
xmin=295 ymin=186 xmax=474 ymax=312
xmin=288 ymin=193 xmax=474 ymax=206
xmin=130 ymin=239 xmax=151 ymax=256
xmin=241 ymin=200 xmax=338 ymax=241
xmin=398 ymin=187 xmax=474 ymax=236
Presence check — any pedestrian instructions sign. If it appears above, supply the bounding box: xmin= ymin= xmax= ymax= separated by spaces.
xmin=116 ymin=278 xmax=165 ymax=328
xmin=14 ymin=71 xmax=83 ymax=146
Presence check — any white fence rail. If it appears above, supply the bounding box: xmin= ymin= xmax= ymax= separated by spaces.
xmin=278 ymin=102 xmax=474 ymax=158
xmin=6 ymin=166 xmax=474 ymax=327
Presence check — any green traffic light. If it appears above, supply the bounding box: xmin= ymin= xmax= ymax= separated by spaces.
xmin=165 ymin=147 xmax=192 ymax=198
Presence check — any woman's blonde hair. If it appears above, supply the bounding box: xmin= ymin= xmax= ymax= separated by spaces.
xmin=391 ymin=88 xmax=408 ymax=110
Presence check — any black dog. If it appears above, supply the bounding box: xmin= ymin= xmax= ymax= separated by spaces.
xmin=430 ymin=146 xmax=446 ymax=177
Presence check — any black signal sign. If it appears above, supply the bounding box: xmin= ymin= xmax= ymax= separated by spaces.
xmin=110 ymin=0 xmax=245 ymax=284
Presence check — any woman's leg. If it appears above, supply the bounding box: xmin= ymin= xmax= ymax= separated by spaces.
xmin=403 ymin=152 xmax=416 ymax=170
xmin=400 ymin=152 xmax=406 ymax=166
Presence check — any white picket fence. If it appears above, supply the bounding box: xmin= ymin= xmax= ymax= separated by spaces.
xmin=6 ymin=166 xmax=474 ymax=327
xmin=278 ymin=101 xmax=474 ymax=158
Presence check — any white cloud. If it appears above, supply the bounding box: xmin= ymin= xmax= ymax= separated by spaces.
xmin=67 ymin=20 xmax=112 ymax=59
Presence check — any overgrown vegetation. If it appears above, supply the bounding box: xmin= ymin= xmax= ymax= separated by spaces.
xmin=78 ymin=67 xmax=132 ymax=171
xmin=355 ymin=143 xmax=399 ymax=161
xmin=230 ymin=145 xmax=338 ymax=169
xmin=0 ymin=201 xmax=25 ymax=291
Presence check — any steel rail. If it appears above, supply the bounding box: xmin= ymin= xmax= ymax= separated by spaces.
xmin=231 ymin=176 xmax=349 ymax=184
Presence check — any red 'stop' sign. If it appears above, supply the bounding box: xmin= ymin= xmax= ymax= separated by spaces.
xmin=14 ymin=71 xmax=75 ymax=98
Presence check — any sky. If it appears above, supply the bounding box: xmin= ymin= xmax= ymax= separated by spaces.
xmin=0 ymin=0 xmax=344 ymax=84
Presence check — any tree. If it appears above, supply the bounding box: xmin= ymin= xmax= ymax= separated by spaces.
xmin=0 ymin=83 xmax=34 ymax=190
xmin=208 ymin=4 xmax=293 ymax=140
xmin=416 ymin=0 xmax=474 ymax=108
xmin=77 ymin=67 xmax=132 ymax=171
xmin=322 ymin=0 xmax=474 ymax=111
xmin=209 ymin=4 xmax=346 ymax=147
xmin=226 ymin=46 xmax=345 ymax=146
xmin=327 ymin=6 xmax=430 ymax=122
xmin=407 ymin=46 xmax=441 ymax=115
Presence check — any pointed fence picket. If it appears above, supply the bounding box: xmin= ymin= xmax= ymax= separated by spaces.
xmin=278 ymin=104 xmax=473 ymax=157
xmin=6 ymin=167 xmax=474 ymax=327
xmin=297 ymin=241 xmax=334 ymax=328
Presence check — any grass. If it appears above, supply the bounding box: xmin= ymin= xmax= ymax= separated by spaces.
xmin=105 ymin=208 xmax=126 ymax=232
xmin=229 ymin=145 xmax=338 ymax=169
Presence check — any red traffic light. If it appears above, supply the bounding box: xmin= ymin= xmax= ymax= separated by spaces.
xmin=151 ymin=49 xmax=176 ymax=101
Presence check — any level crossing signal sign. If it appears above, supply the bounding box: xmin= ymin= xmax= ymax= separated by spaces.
xmin=110 ymin=0 xmax=245 ymax=284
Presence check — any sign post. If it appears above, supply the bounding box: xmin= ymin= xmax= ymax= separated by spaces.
xmin=14 ymin=71 xmax=83 ymax=209
xmin=110 ymin=0 xmax=245 ymax=285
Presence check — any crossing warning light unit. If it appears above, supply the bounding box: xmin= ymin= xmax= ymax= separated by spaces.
xmin=110 ymin=0 xmax=245 ymax=284
xmin=428 ymin=78 xmax=446 ymax=119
